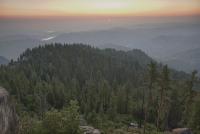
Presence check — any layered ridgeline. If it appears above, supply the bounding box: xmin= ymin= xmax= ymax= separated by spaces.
xmin=0 ymin=44 xmax=199 ymax=134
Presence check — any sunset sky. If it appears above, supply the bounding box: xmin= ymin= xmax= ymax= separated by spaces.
xmin=1 ymin=0 xmax=200 ymax=17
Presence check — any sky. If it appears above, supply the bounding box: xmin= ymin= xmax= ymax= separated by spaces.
xmin=1 ymin=0 xmax=200 ymax=17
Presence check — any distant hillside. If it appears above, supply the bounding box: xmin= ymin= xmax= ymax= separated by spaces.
xmin=0 ymin=44 xmax=154 ymax=111
xmin=0 ymin=56 xmax=9 ymax=65
xmin=0 ymin=22 xmax=200 ymax=73
xmin=49 ymin=23 xmax=200 ymax=73
xmin=98 ymin=43 xmax=130 ymax=51
xmin=165 ymin=48 xmax=200 ymax=75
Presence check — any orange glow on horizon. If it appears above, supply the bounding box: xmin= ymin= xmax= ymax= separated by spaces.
xmin=1 ymin=0 xmax=200 ymax=17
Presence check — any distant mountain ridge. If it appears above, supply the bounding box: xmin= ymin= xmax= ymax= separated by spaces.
xmin=98 ymin=43 xmax=130 ymax=51
xmin=0 ymin=22 xmax=200 ymax=73
xmin=165 ymin=48 xmax=200 ymax=74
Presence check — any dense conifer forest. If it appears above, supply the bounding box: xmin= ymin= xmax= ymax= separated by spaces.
xmin=0 ymin=44 xmax=199 ymax=134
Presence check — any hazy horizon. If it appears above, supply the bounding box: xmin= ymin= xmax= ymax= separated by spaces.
xmin=1 ymin=0 xmax=200 ymax=17
xmin=1 ymin=15 xmax=199 ymax=35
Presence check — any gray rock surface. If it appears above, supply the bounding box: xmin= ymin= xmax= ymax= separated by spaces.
xmin=80 ymin=126 xmax=101 ymax=134
xmin=0 ymin=87 xmax=18 ymax=134
xmin=172 ymin=128 xmax=192 ymax=134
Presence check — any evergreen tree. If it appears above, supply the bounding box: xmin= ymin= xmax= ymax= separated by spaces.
xmin=156 ymin=65 xmax=170 ymax=130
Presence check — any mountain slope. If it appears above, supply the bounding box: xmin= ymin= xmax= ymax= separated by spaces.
xmin=165 ymin=48 xmax=200 ymax=74
xmin=0 ymin=44 xmax=197 ymax=133
xmin=0 ymin=44 xmax=154 ymax=111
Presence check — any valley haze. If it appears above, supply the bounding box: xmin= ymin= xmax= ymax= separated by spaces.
xmin=0 ymin=16 xmax=200 ymax=74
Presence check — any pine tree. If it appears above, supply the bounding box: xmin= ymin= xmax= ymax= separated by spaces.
xmin=182 ymin=70 xmax=198 ymax=126
xmin=156 ymin=65 xmax=170 ymax=131
xmin=144 ymin=61 xmax=157 ymax=134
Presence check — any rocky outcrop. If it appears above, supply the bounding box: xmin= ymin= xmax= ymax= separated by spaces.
xmin=0 ymin=87 xmax=18 ymax=134
xmin=80 ymin=126 xmax=101 ymax=134
xmin=172 ymin=128 xmax=192 ymax=134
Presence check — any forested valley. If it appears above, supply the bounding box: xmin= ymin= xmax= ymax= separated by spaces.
xmin=0 ymin=44 xmax=199 ymax=134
